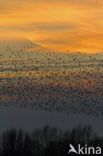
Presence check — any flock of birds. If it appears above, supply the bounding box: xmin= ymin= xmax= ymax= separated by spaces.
xmin=0 ymin=45 xmax=103 ymax=116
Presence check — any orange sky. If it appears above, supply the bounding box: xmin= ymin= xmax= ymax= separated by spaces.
xmin=0 ymin=0 xmax=103 ymax=53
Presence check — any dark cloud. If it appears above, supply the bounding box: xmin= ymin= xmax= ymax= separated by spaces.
xmin=0 ymin=23 xmax=71 ymax=32
xmin=38 ymin=39 xmax=66 ymax=44
xmin=36 ymin=25 xmax=70 ymax=31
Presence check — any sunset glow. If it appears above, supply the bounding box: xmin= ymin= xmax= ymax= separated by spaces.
xmin=1 ymin=0 xmax=103 ymax=53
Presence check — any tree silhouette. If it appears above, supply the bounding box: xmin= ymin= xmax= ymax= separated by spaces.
xmin=0 ymin=125 xmax=102 ymax=156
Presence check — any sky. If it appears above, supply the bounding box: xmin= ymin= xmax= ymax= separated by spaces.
xmin=0 ymin=0 xmax=103 ymax=53
xmin=1 ymin=1 xmax=103 ymax=135
xmin=0 ymin=0 xmax=103 ymax=116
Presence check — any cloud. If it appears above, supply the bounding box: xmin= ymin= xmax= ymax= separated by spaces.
xmin=0 ymin=0 xmax=103 ymax=53
xmin=0 ymin=23 xmax=71 ymax=32
xmin=34 ymin=24 xmax=70 ymax=31
xmin=39 ymin=39 xmax=66 ymax=44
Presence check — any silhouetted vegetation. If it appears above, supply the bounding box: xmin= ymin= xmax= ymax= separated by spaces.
xmin=0 ymin=125 xmax=102 ymax=156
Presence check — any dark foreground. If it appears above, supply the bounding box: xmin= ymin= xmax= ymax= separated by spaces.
xmin=0 ymin=125 xmax=102 ymax=156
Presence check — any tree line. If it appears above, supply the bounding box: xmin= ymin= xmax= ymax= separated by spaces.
xmin=0 ymin=125 xmax=102 ymax=156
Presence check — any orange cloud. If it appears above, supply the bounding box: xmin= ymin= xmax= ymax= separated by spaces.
xmin=0 ymin=0 xmax=103 ymax=53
